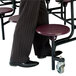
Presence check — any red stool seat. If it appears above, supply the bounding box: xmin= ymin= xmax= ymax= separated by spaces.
xmin=0 ymin=7 xmax=13 ymax=14
xmin=9 ymin=15 xmax=19 ymax=23
xmin=56 ymin=0 xmax=71 ymax=3
xmin=36 ymin=24 xmax=70 ymax=37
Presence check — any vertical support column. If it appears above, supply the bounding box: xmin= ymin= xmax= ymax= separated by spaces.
xmin=70 ymin=0 xmax=74 ymax=37
xmin=51 ymin=36 xmax=56 ymax=70
xmin=46 ymin=0 xmax=50 ymax=23
xmin=61 ymin=3 xmax=63 ymax=19
xmin=0 ymin=14 xmax=5 ymax=40
xmin=64 ymin=3 xmax=67 ymax=25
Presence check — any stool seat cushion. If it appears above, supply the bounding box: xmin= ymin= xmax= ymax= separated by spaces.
xmin=36 ymin=24 xmax=70 ymax=36
xmin=9 ymin=15 xmax=19 ymax=23
xmin=56 ymin=0 xmax=71 ymax=3
xmin=0 ymin=7 xmax=13 ymax=14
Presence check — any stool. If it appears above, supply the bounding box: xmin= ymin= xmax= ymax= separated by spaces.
xmin=36 ymin=24 xmax=70 ymax=73
xmin=0 ymin=7 xmax=13 ymax=40
xmin=9 ymin=15 xmax=19 ymax=23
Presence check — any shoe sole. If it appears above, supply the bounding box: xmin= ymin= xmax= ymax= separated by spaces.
xmin=10 ymin=63 xmax=39 ymax=67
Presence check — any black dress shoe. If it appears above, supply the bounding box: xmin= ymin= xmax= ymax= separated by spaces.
xmin=10 ymin=60 xmax=39 ymax=67
xmin=38 ymin=51 xmax=62 ymax=58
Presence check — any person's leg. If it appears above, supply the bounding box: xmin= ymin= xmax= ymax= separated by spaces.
xmin=33 ymin=0 xmax=51 ymax=58
xmin=19 ymin=0 xmax=27 ymax=15
xmin=33 ymin=0 xmax=62 ymax=58
xmin=10 ymin=0 xmax=41 ymax=65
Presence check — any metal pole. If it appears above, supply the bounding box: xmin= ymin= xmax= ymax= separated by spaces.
xmin=51 ymin=37 xmax=55 ymax=70
xmin=0 ymin=14 xmax=5 ymax=40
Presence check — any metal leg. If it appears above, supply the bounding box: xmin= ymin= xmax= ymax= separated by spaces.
xmin=51 ymin=37 xmax=55 ymax=70
xmin=0 ymin=14 xmax=5 ymax=40
xmin=51 ymin=36 xmax=65 ymax=70
xmin=64 ymin=5 xmax=66 ymax=25
xmin=70 ymin=0 xmax=74 ymax=37
xmin=61 ymin=3 xmax=63 ymax=19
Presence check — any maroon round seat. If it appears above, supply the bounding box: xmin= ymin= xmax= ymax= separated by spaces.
xmin=9 ymin=15 xmax=19 ymax=23
xmin=0 ymin=7 xmax=13 ymax=14
xmin=56 ymin=0 xmax=71 ymax=3
xmin=36 ymin=24 xmax=70 ymax=37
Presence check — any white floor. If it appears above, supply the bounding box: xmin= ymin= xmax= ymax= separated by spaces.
xmin=0 ymin=1 xmax=76 ymax=76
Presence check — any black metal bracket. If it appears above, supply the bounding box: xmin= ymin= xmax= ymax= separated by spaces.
xmin=54 ymin=57 xmax=65 ymax=62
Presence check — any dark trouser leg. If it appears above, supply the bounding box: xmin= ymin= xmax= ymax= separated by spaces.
xmin=10 ymin=0 xmax=41 ymax=63
xmin=33 ymin=0 xmax=51 ymax=57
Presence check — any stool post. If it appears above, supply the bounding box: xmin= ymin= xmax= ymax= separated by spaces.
xmin=61 ymin=3 xmax=63 ymax=19
xmin=70 ymin=0 xmax=74 ymax=37
xmin=0 ymin=14 xmax=5 ymax=40
xmin=51 ymin=37 xmax=56 ymax=70
xmin=64 ymin=4 xmax=66 ymax=25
